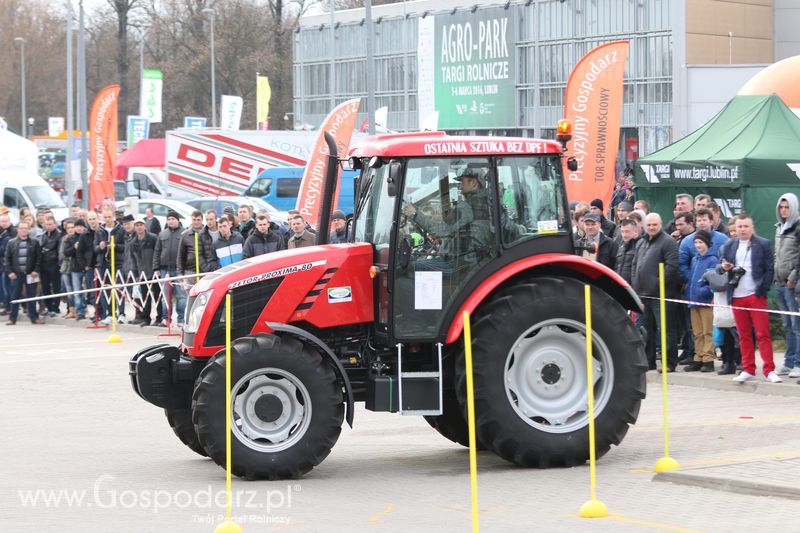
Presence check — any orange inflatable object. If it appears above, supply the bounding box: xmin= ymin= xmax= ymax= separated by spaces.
xmin=738 ymin=55 xmax=800 ymax=108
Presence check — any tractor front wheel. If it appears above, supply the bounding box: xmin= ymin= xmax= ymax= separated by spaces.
xmin=192 ymin=334 xmax=344 ymax=480
xmin=456 ymin=277 xmax=646 ymax=468
xmin=165 ymin=408 xmax=208 ymax=457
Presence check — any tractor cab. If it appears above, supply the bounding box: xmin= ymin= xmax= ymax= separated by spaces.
xmin=348 ymin=133 xmax=572 ymax=345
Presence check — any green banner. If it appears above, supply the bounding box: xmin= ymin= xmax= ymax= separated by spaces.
xmin=139 ymin=69 xmax=163 ymax=123
xmin=429 ymin=7 xmax=516 ymax=129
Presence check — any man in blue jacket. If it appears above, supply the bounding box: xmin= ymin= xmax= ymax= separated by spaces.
xmin=719 ymin=214 xmax=780 ymax=383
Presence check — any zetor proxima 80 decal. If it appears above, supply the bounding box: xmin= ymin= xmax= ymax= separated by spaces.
xmin=130 ymin=126 xmax=647 ymax=480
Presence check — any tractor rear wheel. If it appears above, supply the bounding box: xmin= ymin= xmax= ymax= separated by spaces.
xmin=424 ymin=389 xmax=485 ymax=450
xmin=192 ymin=333 xmax=344 ymax=480
xmin=455 ymin=277 xmax=646 ymax=467
xmin=165 ymin=408 xmax=208 ymax=457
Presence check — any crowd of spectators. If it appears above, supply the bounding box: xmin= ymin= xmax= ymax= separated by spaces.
xmin=0 ymin=202 xmax=343 ymax=328
xmin=572 ymin=190 xmax=800 ymax=385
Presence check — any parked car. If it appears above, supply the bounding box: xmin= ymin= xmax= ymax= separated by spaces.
xmin=116 ymin=198 xmax=196 ymax=228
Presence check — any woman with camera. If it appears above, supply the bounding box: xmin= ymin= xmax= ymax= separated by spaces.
xmin=719 ymin=214 xmax=780 ymax=383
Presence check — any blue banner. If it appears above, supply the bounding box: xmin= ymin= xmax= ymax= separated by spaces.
xmin=126 ymin=115 xmax=150 ymax=148
xmin=183 ymin=116 xmax=207 ymax=128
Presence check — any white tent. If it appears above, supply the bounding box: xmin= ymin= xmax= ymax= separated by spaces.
xmin=0 ymin=129 xmax=38 ymax=175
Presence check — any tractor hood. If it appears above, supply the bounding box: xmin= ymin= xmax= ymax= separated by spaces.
xmin=191 ymin=243 xmax=372 ymax=296
xmin=185 ymin=243 xmax=375 ymax=357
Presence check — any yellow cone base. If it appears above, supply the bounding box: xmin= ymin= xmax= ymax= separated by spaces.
xmin=579 ymin=499 xmax=609 ymax=518
xmin=214 ymin=521 xmax=243 ymax=533
xmin=107 ymin=333 xmax=122 ymax=343
xmin=654 ymin=456 xmax=680 ymax=472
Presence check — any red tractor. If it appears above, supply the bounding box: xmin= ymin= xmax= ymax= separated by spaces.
xmin=130 ymin=128 xmax=647 ymax=480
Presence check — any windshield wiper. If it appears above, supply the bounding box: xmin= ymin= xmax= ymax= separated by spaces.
xmin=354 ymin=173 xmax=375 ymax=219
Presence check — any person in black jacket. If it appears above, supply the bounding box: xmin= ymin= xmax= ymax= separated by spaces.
xmin=0 ymin=214 xmax=18 ymax=314
xmin=243 ymin=215 xmax=284 ymax=259
xmin=577 ymin=213 xmax=618 ymax=270
xmin=4 ymin=221 xmax=44 ymax=325
xmin=64 ymin=219 xmax=88 ymax=319
xmin=328 ymin=210 xmax=348 ymax=244
xmin=197 ymin=210 xmax=219 ymax=273
xmin=79 ymin=212 xmax=100 ymax=318
xmin=615 ymin=218 xmax=639 ymax=284
xmin=237 ymin=205 xmax=255 ymax=240
xmin=38 ymin=216 xmax=63 ymax=317
xmin=144 ymin=207 xmax=162 ymax=236
xmin=632 ymin=213 xmax=680 ymax=372
xmin=93 ymin=209 xmax=126 ymax=322
xmin=589 ymin=198 xmax=617 ymax=240
xmin=129 ymin=219 xmax=159 ymax=326
xmin=177 ymin=210 xmax=204 ymax=282
xmin=153 ymin=211 xmax=185 ymax=325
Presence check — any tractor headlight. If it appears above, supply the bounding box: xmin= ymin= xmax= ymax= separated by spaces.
xmin=184 ymin=290 xmax=213 ymax=334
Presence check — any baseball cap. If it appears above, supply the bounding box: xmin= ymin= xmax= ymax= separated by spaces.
xmin=583 ymin=213 xmax=601 ymax=223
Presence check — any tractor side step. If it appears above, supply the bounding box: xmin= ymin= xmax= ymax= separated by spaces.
xmin=397 ymin=343 xmax=443 ymax=416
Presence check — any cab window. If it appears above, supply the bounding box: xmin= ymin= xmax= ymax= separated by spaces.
xmin=496 ymin=155 xmax=569 ymax=246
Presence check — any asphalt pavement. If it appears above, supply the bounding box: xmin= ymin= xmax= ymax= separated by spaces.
xmin=1 ymin=320 xmax=798 ymax=532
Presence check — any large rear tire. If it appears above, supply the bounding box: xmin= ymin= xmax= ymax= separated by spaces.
xmin=424 ymin=389 xmax=485 ymax=449
xmin=165 ymin=408 xmax=208 ymax=457
xmin=455 ymin=277 xmax=646 ymax=467
xmin=192 ymin=334 xmax=344 ymax=480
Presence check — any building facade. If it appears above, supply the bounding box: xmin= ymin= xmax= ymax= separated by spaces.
xmin=295 ymin=0 xmax=794 ymax=163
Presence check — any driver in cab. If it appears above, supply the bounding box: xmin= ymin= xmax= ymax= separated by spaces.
xmin=401 ymin=167 xmax=493 ymax=265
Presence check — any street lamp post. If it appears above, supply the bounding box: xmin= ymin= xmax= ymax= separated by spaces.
xmin=78 ymin=0 xmax=89 ymax=209
xmin=202 ymin=8 xmax=217 ymax=128
xmin=14 ymin=37 xmax=26 ymax=138
xmin=137 ymin=26 xmax=147 ymax=117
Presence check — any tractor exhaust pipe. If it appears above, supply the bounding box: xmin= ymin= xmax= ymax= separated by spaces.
xmin=317 ymin=131 xmax=338 ymax=245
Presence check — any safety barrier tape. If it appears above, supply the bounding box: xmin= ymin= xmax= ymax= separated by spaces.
xmin=639 ymin=294 xmax=800 ymax=317
xmin=10 ymin=271 xmax=201 ymax=305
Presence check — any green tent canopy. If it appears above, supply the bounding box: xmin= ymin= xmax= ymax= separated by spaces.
xmin=634 ymin=94 xmax=800 ymax=239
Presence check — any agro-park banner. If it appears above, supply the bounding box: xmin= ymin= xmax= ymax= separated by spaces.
xmin=417 ymin=6 xmax=516 ymax=130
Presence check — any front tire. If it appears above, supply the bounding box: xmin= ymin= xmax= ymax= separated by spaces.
xmin=455 ymin=277 xmax=646 ymax=467
xmin=192 ymin=334 xmax=344 ymax=480
xmin=165 ymin=408 xmax=208 ymax=457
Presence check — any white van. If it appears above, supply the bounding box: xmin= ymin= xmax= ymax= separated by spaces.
xmin=1 ymin=172 xmax=69 ymax=223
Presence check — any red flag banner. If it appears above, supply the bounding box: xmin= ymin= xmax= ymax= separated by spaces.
xmin=296 ymin=98 xmax=361 ymax=229
xmin=563 ymin=41 xmax=629 ymax=209
xmin=89 ymin=84 xmax=120 ymax=210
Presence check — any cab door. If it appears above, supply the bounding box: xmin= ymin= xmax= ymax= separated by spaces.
xmin=390 ymin=157 xmax=498 ymax=342
xmin=352 ymin=163 xmax=396 ymax=340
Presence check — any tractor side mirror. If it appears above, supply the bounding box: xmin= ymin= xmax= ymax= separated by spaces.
xmin=387 ymin=161 xmax=402 ymax=197
xmin=345 ymin=215 xmax=354 ymax=242
xmin=398 ymin=236 xmax=411 ymax=270
xmin=566 ymin=157 xmax=578 ymax=172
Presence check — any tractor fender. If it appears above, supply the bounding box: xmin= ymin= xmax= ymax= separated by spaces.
xmin=445 ymin=253 xmax=643 ymax=344
xmin=266 ymin=322 xmax=355 ymax=428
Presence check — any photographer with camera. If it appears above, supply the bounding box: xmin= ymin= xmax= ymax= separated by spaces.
xmin=719 ymin=213 xmax=780 ymax=383
xmin=575 ymin=213 xmax=618 ymax=269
